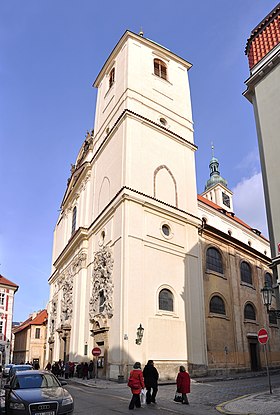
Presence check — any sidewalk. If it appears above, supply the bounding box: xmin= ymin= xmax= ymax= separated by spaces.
xmin=67 ymin=372 xmax=280 ymax=415
xmin=217 ymin=388 xmax=280 ymax=415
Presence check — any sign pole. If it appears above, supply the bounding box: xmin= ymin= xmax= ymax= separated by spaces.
xmin=264 ymin=343 xmax=272 ymax=394
xmin=92 ymin=347 xmax=102 ymax=384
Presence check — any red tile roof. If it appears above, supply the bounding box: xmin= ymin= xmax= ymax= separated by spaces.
xmin=13 ymin=309 xmax=48 ymax=334
xmin=0 ymin=274 xmax=18 ymax=290
xmin=197 ymin=194 xmax=268 ymax=241
xmin=245 ymin=4 xmax=280 ymax=69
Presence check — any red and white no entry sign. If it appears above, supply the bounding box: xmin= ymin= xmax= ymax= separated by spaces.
xmin=258 ymin=328 xmax=268 ymax=344
xmin=92 ymin=347 xmax=101 ymax=356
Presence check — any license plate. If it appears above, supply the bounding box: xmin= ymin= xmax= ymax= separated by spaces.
xmin=34 ymin=412 xmax=55 ymax=415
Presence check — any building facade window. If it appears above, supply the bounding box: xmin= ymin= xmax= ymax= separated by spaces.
xmin=206 ymin=247 xmax=223 ymax=274
xmin=209 ymin=295 xmax=226 ymax=315
xmin=0 ymin=321 xmax=3 ymax=334
xmin=244 ymin=303 xmax=256 ymax=320
xmin=159 ymin=289 xmax=173 ymax=312
xmin=240 ymin=261 xmax=252 ymax=285
xmin=269 ymin=311 xmax=277 ymax=325
xmin=35 ymin=328 xmax=40 ymax=339
xmin=71 ymin=206 xmax=77 ymax=235
xmin=109 ymin=67 xmax=115 ymax=88
xmin=265 ymin=272 xmax=273 ymax=288
xmin=0 ymin=293 xmax=5 ymax=306
xmin=154 ymin=59 xmax=167 ymax=80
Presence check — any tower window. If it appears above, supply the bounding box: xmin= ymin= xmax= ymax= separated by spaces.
xmin=154 ymin=59 xmax=167 ymax=80
xmin=222 ymin=192 xmax=231 ymax=208
xmin=159 ymin=289 xmax=173 ymax=312
xmin=210 ymin=295 xmax=226 ymax=315
xmin=206 ymin=247 xmax=223 ymax=274
xmin=109 ymin=67 xmax=115 ymax=89
xmin=240 ymin=261 xmax=252 ymax=285
xmin=71 ymin=206 xmax=77 ymax=235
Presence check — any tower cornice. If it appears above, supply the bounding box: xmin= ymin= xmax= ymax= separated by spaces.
xmin=93 ymin=30 xmax=192 ymax=88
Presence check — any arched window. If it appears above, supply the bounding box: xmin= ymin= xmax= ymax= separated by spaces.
xmin=206 ymin=247 xmax=223 ymax=274
xmin=71 ymin=206 xmax=77 ymax=235
xmin=159 ymin=289 xmax=173 ymax=312
xmin=209 ymin=296 xmax=226 ymax=315
xmin=240 ymin=261 xmax=252 ymax=285
xmin=244 ymin=303 xmax=256 ymax=320
xmin=109 ymin=67 xmax=115 ymax=88
xmin=154 ymin=59 xmax=167 ymax=80
xmin=265 ymin=272 xmax=273 ymax=288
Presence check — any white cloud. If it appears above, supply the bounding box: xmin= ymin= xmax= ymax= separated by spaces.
xmin=233 ymin=172 xmax=268 ymax=238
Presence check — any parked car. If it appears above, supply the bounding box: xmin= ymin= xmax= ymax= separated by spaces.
xmin=3 ymin=364 xmax=13 ymax=378
xmin=4 ymin=370 xmax=74 ymax=414
xmin=6 ymin=364 xmax=33 ymax=382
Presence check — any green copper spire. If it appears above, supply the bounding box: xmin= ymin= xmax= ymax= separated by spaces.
xmin=205 ymin=145 xmax=228 ymax=191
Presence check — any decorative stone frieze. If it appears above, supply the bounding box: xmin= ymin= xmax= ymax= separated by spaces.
xmin=89 ymin=246 xmax=114 ymax=323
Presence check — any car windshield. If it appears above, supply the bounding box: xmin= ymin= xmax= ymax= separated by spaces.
xmin=10 ymin=366 xmax=32 ymax=375
xmin=13 ymin=373 xmax=61 ymax=389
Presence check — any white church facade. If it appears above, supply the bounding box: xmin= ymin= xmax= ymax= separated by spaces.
xmin=47 ymin=31 xmax=280 ymax=379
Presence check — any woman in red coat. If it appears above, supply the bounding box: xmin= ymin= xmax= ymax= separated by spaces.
xmin=128 ymin=362 xmax=145 ymax=410
xmin=176 ymin=365 xmax=190 ymax=404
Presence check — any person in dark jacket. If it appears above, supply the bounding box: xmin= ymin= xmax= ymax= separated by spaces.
xmin=143 ymin=360 xmax=159 ymax=404
xmin=176 ymin=365 xmax=190 ymax=404
xmin=127 ymin=362 xmax=145 ymax=410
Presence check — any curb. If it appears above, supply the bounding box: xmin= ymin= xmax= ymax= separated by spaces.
xmin=216 ymin=395 xmax=256 ymax=415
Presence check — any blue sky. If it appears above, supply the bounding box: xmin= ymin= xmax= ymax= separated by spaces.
xmin=0 ymin=1 xmax=277 ymax=321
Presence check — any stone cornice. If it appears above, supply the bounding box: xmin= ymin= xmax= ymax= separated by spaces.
xmin=93 ymin=30 xmax=192 ymax=88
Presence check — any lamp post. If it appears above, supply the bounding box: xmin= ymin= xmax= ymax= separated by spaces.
xmin=135 ymin=324 xmax=144 ymax=345
xmin=261 ymin=282 xmax=280 ymax=318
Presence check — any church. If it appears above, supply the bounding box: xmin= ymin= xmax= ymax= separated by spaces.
xmin=46 ymin=31 xmax=280 ymax=379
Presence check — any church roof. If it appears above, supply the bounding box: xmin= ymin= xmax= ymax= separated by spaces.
xmin=0 ymin=274 xmax=18 ymax=290
xmin=197 ymin=194 xmax=268 ymax=241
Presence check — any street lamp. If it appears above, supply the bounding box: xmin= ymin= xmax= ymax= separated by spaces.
xmin=135 ymin=324 xmax=144 ymax=345
xmin=261 ymin=281 xmax=280 ymax=318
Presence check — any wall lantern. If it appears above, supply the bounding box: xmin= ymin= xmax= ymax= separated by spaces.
xmin=135 ymin=324 xmax=144 ymax=345
xmin=261 ymin=281 xmax=280 ymax=318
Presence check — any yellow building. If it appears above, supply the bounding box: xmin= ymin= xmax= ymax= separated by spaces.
xmin=13 ymin=309 xmax=48 ymax=368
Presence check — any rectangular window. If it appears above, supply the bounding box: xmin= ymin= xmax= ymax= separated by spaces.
xmin=0 ymin=321 xmax=3 ymax=334
xmin=35 ymin=328 xmax=40 ymax=339
xmin=0 ymin=293 xmax=5 ymax=306
xmin=84 ymin=344 xmax=88 ymax=356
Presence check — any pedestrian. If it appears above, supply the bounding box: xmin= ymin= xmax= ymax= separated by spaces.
xmin=45 ymin=362 xmax=51 ymax=371
xmin=82 ymin=362 xmax=89 ymax=380
xmin=52 ymin=362 xmax=60 ymax=377
xmin=127 ymin=362 xmax=145 ymax=410
xmin=64 ymin=361 xmax=70 ymax=379
xmin=33 ymin=362 xmax=40 ymax=370
xmin=69 ymin=362 xmax=75 ymax=378
xmin=176 ymin=365 xmax=190 ymax=405
xmin=88 ymin=360 xmax=94 ymax=379
xmin=143 ymin=360 xmax=159 ymax=404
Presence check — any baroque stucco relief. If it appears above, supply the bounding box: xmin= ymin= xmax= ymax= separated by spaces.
xmin=49 ymin=251 xmax=87 ymax=340
xmin=89 ymin=246 xmax=114 ymax=325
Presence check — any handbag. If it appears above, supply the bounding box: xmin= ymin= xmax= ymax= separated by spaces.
xmin=174 ymin=391 xmax=182 ymax=402
xmin=140 ymin=389 xmax=146 ymax=405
